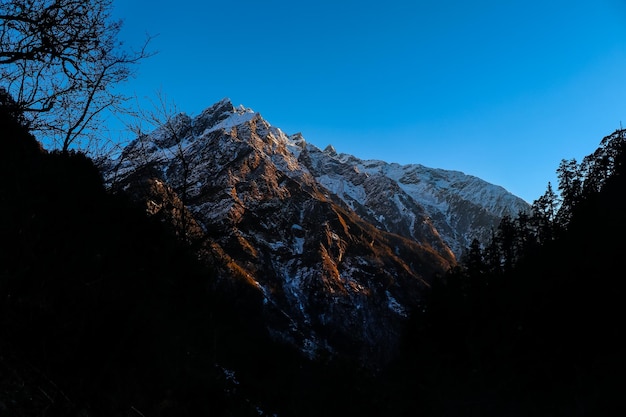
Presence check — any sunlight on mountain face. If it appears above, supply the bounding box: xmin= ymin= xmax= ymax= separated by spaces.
xmin=98 ymin=98 xmax=529 ymax=364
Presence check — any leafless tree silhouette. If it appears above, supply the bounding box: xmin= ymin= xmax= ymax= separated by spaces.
xmin=0 ymin=0 xmax=154 ymax=151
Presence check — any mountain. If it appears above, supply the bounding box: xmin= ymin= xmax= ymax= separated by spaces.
xmin=102 ymin=98 xmax=529 ymax=364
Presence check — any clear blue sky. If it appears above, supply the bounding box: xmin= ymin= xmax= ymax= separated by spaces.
xmin=111 ymin=0 xmax=626 ymax=203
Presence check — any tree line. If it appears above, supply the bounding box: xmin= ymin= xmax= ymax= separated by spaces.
xmin=457 ymin=127 xmax=625 ymax=282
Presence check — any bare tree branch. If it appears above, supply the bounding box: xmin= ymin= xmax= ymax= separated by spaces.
xmin=0 ymin=0 xmax=155 ymax=152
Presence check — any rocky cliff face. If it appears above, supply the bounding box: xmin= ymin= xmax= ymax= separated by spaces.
xmin=102 ymin=98 xmax=528 ymax=365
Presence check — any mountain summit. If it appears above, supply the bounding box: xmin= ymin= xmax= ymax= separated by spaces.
xmin=103 ymin=98 xmax=529 ymax=363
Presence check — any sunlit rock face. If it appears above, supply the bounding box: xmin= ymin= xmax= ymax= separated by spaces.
xmin=103 ymin=98 xmax=527 ymax=365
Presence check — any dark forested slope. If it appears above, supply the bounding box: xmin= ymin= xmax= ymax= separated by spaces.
xmin=391 ymin=128 xmax=626 ymax=417
xmin=0 ymin=91 xmax=270 ymax=416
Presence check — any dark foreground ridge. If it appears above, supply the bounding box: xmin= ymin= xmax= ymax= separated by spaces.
xmin=1 ymin=91 xmax=625 ymax=416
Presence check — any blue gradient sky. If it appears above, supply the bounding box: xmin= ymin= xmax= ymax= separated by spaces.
xmin=111 ymin=0 xmax=626 ymax=203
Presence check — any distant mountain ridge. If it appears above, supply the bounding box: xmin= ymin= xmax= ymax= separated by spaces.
xmin=102 ymin=98 xmax=529 ymax=363
xmin=297 ymin=138 xmax=529 ymax=258
xmin=318 ymin=146 xmax=530 ymax=258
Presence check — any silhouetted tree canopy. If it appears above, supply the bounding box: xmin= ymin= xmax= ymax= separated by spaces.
xmin=0 ymin=0 xmax=152 ymax=151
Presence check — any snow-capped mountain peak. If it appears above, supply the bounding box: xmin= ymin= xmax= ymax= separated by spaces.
xmin=192 ymin=97 xmax=257 ymax=136
xmin=103 ymin=98 xmax=529 ymax=365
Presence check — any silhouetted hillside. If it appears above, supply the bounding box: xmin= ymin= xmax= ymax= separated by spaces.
xmin=0 ymin=91 xmax=272 ymax=416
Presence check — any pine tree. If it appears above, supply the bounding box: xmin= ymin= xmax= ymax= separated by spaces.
xmin=556 ymin=158 xmax=583 ymax=227
xmin=531 ymin=181 xmax=560 ymax=244
xmin=495 ymin=215 xmax=518 ymax=273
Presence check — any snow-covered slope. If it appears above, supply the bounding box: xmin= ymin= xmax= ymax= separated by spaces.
xmin=103 ymin=98 xmax=529 ymax=364
xmin=301 ymin=146 xmax=530 ymax=257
